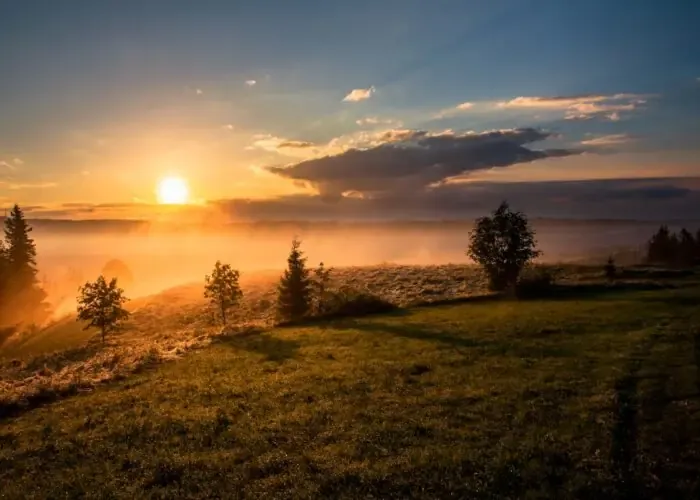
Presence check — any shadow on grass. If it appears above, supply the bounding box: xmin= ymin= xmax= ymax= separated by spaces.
xmin=328 ymin=318 xmax=494 ymax=352
xmin=217 ymin=329 xmax=301 ymax=362
xmin=519 ymin=281 xmax=677 ymax=301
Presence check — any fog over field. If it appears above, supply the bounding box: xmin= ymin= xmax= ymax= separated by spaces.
xmin=30 ymin=218 xmax=695 ymax=311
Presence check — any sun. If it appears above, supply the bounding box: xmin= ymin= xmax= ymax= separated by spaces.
xmin=156 ymin=176 xmax=190 ymax=205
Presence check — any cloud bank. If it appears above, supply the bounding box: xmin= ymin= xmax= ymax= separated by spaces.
xmin=267 ymin=128 xmax=579 ymax=196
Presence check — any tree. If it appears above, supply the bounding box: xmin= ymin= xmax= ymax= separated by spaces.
xmin=2 ymin=204 xmax=48 ymax=325
xmin=277 ymin=238 xmax=312 ymax=322
xmin=204 ymin=261 xmax=242 ymax=325
xmin=76 ymin=276 xmax=129 ymax=343
xmin=604 ymin=256 xmax=617 ymax=283
xmin=678 ymin=228 xmax=696 ymax=267
xmin=647 ymin=225 xmax=676 ymax=265
xmin=312 ymin=262 xmax=333 ymax=315
xmin=467 ymin=201 xmax=541 ymax=292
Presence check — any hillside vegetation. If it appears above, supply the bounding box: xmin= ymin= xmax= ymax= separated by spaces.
xmin=2 ymin=277 xmax=700 ymax=498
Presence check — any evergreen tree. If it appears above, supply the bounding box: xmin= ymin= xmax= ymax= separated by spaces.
xmin=647 ymin=225 xmax=675 ymax=265
xmin=604 ymin=256 xmax=617 ymax=282
xmin=678 ymin=228 xmax=696 ymax=267
xmin=2 ymin=205 xmax=48 ymax=325
xmin=276 ymin=238 xmax=312 ymax=322
xmin=312 ymin=262 xmax=333 ymax=315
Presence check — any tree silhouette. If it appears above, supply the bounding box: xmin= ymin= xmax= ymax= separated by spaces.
xmin=277 ymin=238 xmax=312 ymax=322
xmin=312 ymin=261 xmax=333 ymax=315
xmin=204 ymin=261 xmax=242 ymax=325
xmin=77 ymin=276 xmax=129 ymax=343
xmin=678 ymin=228 xmax=696 ymax=267
xmin=2 ymin=205 xmax=48 ymax=325
xmin=604 ymin=256 xmax=617 ymax=283
xmin=467 ymin=201 xmax=540 ymax=292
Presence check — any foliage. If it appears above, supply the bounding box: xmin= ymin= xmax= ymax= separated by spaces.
xmin=515 ymin=266 xmax=557 ymax=299
xmin=76 ymin=276 xmax=129 ymax=342
xmin=204 ymin=261 xmax=243 ymax=325
xmin=320 ymin=286 xmax=397 ymax=319
xmin=604 ymin=256 xmax=617 ymax=282
xmin=276 ymin=238 xmax=313 ymax=322
xmin=0 ymin=205 xmax=49 ymax=327
xmin=312 ymin=261 xmax=333 ymax=315
xmin=467 ymin=201 xmax=541 ymax=291
xmin=646 ymin=225 xmax=699 ymax=267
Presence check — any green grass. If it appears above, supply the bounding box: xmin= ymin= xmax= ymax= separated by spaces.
xmin=2 ymin=285 xmax=700 ymax=498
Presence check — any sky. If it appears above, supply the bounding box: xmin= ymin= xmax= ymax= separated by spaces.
xmin=0 ymin=0 xmax=699 ymax=220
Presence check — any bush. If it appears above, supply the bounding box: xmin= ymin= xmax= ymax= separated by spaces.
xmin=467 ymin=201 xmax=541 ymax=292
xmin=515 ymin=267 xmax=557 ymax=299
xmin=321 ymin=287 xmax=397 ymax=319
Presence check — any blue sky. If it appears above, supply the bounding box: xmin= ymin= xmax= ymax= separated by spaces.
xmin=0 ymin=0 xmax=699 ymax=219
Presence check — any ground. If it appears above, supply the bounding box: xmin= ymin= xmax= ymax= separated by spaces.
xmin=1 ymin=275 xmax=699 ymax=498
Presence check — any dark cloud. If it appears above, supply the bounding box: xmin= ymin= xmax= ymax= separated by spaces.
xmin=267 ymin=128 xmax=580 ymax=196
xmin=277 ymin=140 xmax=315 ymax=148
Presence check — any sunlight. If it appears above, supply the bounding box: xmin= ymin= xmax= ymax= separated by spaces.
xmin=156 ymin=176 xmax=190 ymax=205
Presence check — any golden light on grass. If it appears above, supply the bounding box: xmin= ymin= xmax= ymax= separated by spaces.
xmin=156 ymin=176 xmax=190 ymax=205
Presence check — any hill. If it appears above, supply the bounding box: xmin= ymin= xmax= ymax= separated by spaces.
xmin=2 ymin=281 xmax=700 ymax=498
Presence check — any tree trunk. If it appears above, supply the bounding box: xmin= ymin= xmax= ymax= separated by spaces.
xmin=221 ymin=303 xmax=227 ymax=325
xmin=101 ymin=326 xmax=106 ymax=343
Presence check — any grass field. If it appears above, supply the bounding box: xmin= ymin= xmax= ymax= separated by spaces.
xmin=2 ymin=277 xmax=700 ymax=498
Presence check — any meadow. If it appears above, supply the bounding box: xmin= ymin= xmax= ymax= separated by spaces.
xmin=1 ymin=263 xmax=700 ymax=497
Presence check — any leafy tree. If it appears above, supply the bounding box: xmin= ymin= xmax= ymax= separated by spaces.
xmin=312 ymin=261 xmax=333 ymax=315
xmin=2 ymin=205 xmax=48 ymax=325
xmin=277 ymin=238 xmax=312 ymax=322
xmin=76 ymin=276 xmax=129 ymax=342
xmin=467 ymin=201 xmax=541 ymax=292
xmin=204 ymin=261 xmax=243 ymax=325
xmin=604 ymin=256 xmax=617 ymax=282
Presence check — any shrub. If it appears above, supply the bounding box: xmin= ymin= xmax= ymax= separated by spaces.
xmin=322 ymin=287 xmax=397 ymax=318
xmin=515 ymin=267 xmax=557 ymax=299
xmin=312 ymin=262 xmax=333 ymax=315
xmin=76 ymin=276 xmax=129 ymax=342
xmin=604 ymin=256 xmax=617 ymax=282
xmin=204 ymin=261 xmax=243 ymax=325
xmin=467 ymin=201 xmax=541 ymax=292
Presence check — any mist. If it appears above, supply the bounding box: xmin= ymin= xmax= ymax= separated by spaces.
xmin=31 ymin=219 xmax=675 ymax=314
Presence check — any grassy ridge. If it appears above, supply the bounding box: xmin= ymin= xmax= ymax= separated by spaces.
xmin=2 ymin=284 xmax=700 ymax=498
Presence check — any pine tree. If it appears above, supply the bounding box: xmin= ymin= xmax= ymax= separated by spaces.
xmin=276 ymin=238 xmax=312 ymax=322
xmin=678 ymin=228 xmax=696 ymax=267
xmin=647 ymin=225 xmax=675 ymax=265
xmin=2 ymin=205 xmax=48 ymax=325
xmin=312 ymin=262 xmax=333 ymax=315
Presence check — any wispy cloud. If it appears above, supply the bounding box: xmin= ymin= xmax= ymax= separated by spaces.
xmin=343 ymin=86 xmax=375 ymax=102
xmin=245 ymin=80 xmax=257 ymax=86
xmin=434 ymin=101 xmax=475 ymax=119
xmin=195 ymin=88 xmax=204 ymax=95
xmin=497 ymin=93 xmax=649 ymax=121
xmin=580 ymin=133 xmax=636 ymax=146
xmin=223 ymin=124 xmax=234 ymax=130
xmin=0 ymin=181 xmax=58 ymax=190
xmin=355 ymin=116 xmax=402 ymax=127
xmin=13 ymin=158 xmax=23 ymax=166
xmin=0 ymin=161 xmax=17 ymax=171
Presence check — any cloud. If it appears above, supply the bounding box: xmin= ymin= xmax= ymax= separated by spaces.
xmin=580 ymin=134 xmax=636 ymax=146
xmin=0 ymin=181 xmax=58 ymax=190
xmin=343 ymin=86 xmax=375 ymax=102
xmin=223 ymin=124 xmax=234 ymax=130
xmin=498 ymin=93 xmax=649 ymax=121
xmin=245 ymin=80 xmax=257 ymax=86
xmin=433 ymin=101 xmax=475 ymax=119
xmin=0 ymin=161 xmax=16 ymax=171
xmin=13 ymin=158 xmax=23 ymax=166
xmin=195 ymin=88 xmax=203 ymax=95
xmin=355 ymin=117 xmax=402 ymax=127
xmin=277 ymin=140 xmax=315 ymax=148
xmin=267 ymin=127 xmax=580 ymax=196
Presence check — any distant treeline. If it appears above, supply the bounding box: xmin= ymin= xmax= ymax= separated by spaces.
xmin=646 ymin=226 xmax=700 ymax=267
